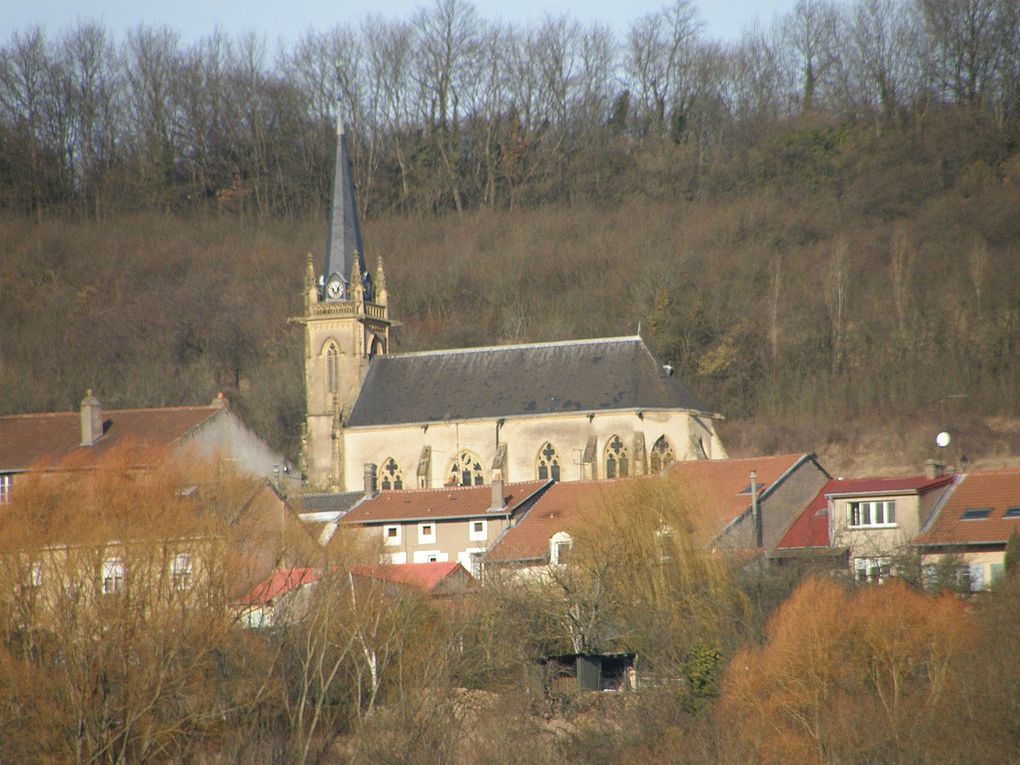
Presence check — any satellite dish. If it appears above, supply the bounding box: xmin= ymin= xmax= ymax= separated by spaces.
xmin=936 ymin=431 xmax=951 ymax=448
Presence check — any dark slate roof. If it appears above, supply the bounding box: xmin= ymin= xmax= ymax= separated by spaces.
xmin=347 ymin=336 xmax=712 ymax=427
xmin=295 ymin=492 xmax=364 ymax=516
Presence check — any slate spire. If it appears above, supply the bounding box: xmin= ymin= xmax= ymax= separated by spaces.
xmin=323 ymin=112 xmax=370 ymax=302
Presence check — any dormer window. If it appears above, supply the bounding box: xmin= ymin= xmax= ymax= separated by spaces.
xmin=550 ymin=531 xmax=573 ymax=565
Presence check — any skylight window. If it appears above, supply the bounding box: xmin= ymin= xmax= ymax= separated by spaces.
xmin=962 ymin=507 xmax=992 ymax=520
xmin=1004 ymin=507 xmax=1020 ymax=519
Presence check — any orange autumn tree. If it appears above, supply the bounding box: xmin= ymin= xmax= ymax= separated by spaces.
xmin=720 ymin=577 xmax=976 ymax=765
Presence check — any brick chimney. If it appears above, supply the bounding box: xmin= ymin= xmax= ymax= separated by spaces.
xmin=924 ymin=459 xmax=946 ymax=479
xmin=363 ymin=462 xmax=378 ymax=499
xmin=490 ymin=468 xmax=505 ymax=511
xmin=80 ymin=389 xmax=102 ymax=446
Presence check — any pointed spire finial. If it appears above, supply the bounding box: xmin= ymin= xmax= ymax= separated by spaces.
xmin=323 ymin=106 xmax=368 ymax=302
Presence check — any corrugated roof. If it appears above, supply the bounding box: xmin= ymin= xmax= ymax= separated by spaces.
xmin=916 ymin=470 xmax=1020 ymax=546
xmin=0 ymin=405 xmax=224 ymax=471
xmin=341 ymin=480 xmax=549 ymax=524
xmin=346 ymin=336 xmax=710 ymax=427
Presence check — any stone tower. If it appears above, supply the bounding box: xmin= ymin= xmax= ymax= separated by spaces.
xmin=294 ymin=115 xmax=393 ymax=490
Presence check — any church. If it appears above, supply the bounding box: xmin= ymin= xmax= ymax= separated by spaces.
xmin=293 ymin=119 xmax=727 ymax=493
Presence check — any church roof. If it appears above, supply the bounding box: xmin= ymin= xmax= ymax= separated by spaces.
xmin=347 ymin=336 xmax=711 ymax=427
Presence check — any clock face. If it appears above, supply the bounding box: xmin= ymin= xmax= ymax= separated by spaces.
xmin=326 ymin=276 xmax=345 ymax=300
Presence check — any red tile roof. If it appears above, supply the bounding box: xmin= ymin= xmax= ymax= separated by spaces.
xmin=777 ymin=482 xmax=833 ymax=550
xmin=348 ymin=562 xmax=469 ymax=592
xmin=342 ymin=480 xmax=549 ymax=524
xmin=823 ymin=475 xmax=954 ymax=496
xmin=777 ymin=474 xmax=956 ymax=551
xmin=486 ymin=481 xmax=611 ymax=562
xmin=237 ymin=567 xmax=321 ymax=606
xmin=0 ymin=405 xmax=225 ymax=471
xmin=916 ymin=470 xmax=1020 ymax=547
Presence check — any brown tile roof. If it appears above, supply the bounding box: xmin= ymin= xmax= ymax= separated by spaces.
xmin=669 ymin=454 xmax=814 ymax=535
xmin=0 ymin=405 xmax=225 ymax=471
xmin=341 ymin=480 xmax=549 ymax=524
xmin=916 ymin=470 xmax=1020 ymax=547
xmin=487 ymin=455 xmax=818 ymax=563
xmin=486 ymin=481 xmax=619 ymax=562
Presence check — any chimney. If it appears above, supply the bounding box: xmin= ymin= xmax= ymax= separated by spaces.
xmin=363 ymin=462 xmax=378 ymax=499
xmin=924 ymin=459 xmax=945 ymax=479
xmin=80 ymin=389 xmax=102 ymax=446
xmin=490 ymin=468 xmax=505 ymax=511
xmin=750 ymin=469 xmax=763 ymax=548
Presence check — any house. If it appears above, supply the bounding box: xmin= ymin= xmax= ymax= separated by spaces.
xmin=292 ymin=116 xmax=728 ymax=492
xmin=914 ymin=469 xmax=1020 ymax=591
xmin=0 ymin=390 xmax=296 ymax=505
xmin=337 ymin=472 xmax=551 ymax=574
xmin=0 ymin=392 xmax=312 ymax=619
xmin=774 ymin=467 xmax=955 ymax=582
xmin=485 ymin=454 xmax=830 ymax=576
xmin=236 ymin=567 xmax=322 ymax=628
xmin=237 ymin=562 xmax=472 ymax=628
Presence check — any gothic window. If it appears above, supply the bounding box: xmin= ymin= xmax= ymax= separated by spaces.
xmin=380 ymin=458 xmax=404 ymax=490
xmin=325 ymin=343 xmax=340 ymax=395
xmin=605 ymin=435 xmax=629 ymax=479
xmin=448 ymin=450 xmax=484 ymax=487
xmin=537 ymin=442 xmax=561 ymax=481
xmin=649 ymin=436 xmax=676 ymax=473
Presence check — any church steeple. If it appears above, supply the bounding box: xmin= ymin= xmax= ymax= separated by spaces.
xmin=323 ymin=113 xmax=371 ymax=302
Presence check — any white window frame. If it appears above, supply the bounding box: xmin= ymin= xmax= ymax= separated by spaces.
xmin=458 ymin=548 xmax=486 ymax=577
xmin=550 ymin=531 xmax=573 ymax=565
xmin=418 ymin=522 xmax=436 ymax=544
xmin=968 ymin=563 xmax=986 ymax=592
xmin=847 ymin=500 xmax=897 ymax=529
xmin=854 ymin=556 xmax=892 ymax=584
xmin=469 ymin=519 xmax=488 ymax=542
xmin=383 ymin=525 xmax=401 ymax=546
xmin=102 ymin=556 xmax=125 ymax=595
xmin=170 ymin=553 xmax=193 ymax=591
xmin=412 ymin=550 xmax=448 ymax=563
xmin=0 ymin=473 xmax=11 ymax=504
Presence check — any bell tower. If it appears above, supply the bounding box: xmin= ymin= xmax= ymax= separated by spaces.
xmin=294 ymin=114 xmax=393 ymax=490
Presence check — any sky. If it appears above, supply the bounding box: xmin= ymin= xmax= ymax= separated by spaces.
xmin=3 ymin=0 xmax=803 ymax=46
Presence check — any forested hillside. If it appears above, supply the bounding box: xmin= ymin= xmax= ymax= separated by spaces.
xmin=2 ymin=0 xmax=1019 ymax=469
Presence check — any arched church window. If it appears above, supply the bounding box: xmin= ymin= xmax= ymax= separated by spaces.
xmin=448 ymin=450 xmax=484 ymax=487
xmin=537 ymin=442 xmax=561 ymax=481
xmin=605 ymin=435 xmax=629 ymax=479
xmin=325 ymin=343 xmax=340 ymax=395
xmin=649 ymin=436 xmax=676 ymax=473
xmin=380 ymin=458 xmax=403 ymax=490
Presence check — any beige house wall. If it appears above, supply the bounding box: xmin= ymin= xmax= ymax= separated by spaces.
xmin=357 ymin=515 xmax=511 ymax=571
xmin=920 ymin=548 xmax=1006 ymax=590
xmin=342 ymin=408 xmax=726 ymax=492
